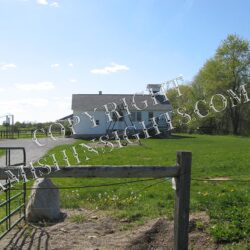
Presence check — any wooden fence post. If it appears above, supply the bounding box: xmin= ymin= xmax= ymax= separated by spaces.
xmin=174 ymin=151 xmax=192 ymax=250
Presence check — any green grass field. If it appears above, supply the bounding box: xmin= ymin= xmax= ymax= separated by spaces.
xmin=0 ymin=134 xmax=249 ymax=248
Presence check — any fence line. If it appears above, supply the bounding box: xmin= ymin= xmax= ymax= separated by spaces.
xmin=9 ymin=177 xmax=166 ymax=190
xmin=0 ymin=165 xmax=180 ymax=179
xmin=0 ymin=129 xmax=62 ymax=139
xmin=0 ymin=151 xmax=192 ymax=250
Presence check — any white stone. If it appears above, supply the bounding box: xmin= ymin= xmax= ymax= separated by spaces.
xmin=26 ymin=178 xmax=61 ymax=222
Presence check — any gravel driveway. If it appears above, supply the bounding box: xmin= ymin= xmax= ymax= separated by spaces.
xmin=0 ymin=138 xmax=75 ymax=167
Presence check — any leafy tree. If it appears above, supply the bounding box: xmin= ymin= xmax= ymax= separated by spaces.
xmin=166 ymin=84 xmax=196 ymax=133
xmin=192 ymin=34 xmax=250 ymax=135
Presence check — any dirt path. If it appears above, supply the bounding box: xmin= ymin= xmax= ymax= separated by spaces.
xmin=1 ymin=209 xmax=218 ymax=250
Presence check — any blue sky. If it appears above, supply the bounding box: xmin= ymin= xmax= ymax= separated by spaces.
xmin=0 ymin=0 xmax=250 ymax=122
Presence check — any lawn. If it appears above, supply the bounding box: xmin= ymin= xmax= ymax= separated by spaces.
xmin=0 ymin=134 xmax=249 ymax=248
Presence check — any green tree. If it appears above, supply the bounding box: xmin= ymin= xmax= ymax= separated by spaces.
xmin=193 ymin=34 xmax=250 ymax=135
xmin=166 ymin=84 xmax=196 ymax=133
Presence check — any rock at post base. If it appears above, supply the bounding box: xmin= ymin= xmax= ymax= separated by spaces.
xmin=26 ymin=178 xmax=61 ymax=222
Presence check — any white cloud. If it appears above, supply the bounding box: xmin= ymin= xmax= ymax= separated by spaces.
xmin=51 ymin=63 xmax=60 ymax=69
xmin=90 ymin=63 xmax=129 ymax=75
xmin=15 ymin=82 xmax=55 ymax=91
xmin=54 ymin=98 xmax=71 ymax=110
xmin=37 ymin=0 xmax=48 ymax=5
xmin=68 ymin=63 xmax=74 ymax=67
xmin=0 ymin=63 xmax=17 ymax=70
xmin=0 ymin=98 xmax=49 ymax=116
xmin=52 ymin=96 xmax=70 ymax=101
xmin=69 ymin=79 xmax=77 ymax=83
xmin=19 ymin=98 xmax=49 ymax=107
xmin=50 ymin=2 xmax=59 ymax=7
xmin=37 ymin=0 xmax=59 ymax=7
xmin=0 ymin=88 xmax=4 ymax=92
xmin=0 ymin=96 xmax=72 ymax=122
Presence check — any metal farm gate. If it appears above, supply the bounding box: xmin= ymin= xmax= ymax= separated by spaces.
xmin=0 ymin=147 xmax=27 ymax=240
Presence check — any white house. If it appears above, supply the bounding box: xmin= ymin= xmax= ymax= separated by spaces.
xmin=71 ymin=84 xmax=172 ymax=139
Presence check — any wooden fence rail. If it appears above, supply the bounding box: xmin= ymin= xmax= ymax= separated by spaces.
xmin=0 ymin=151 xmax=192 ymax=250
xmin=0 ymin=166 xmax=180 ymax=179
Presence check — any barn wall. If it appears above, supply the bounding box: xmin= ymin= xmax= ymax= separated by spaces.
xmin=72 ymin=110 xmax=170 ymax=138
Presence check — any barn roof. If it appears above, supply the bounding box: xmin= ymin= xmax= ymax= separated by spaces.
xmin=72 ymin=94 xmax=171 ymax=111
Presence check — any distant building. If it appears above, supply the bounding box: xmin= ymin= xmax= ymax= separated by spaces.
xmin=71 ymin=84 xmax=172 ymax=139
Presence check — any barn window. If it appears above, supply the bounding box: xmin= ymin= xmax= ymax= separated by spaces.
xmin=96 ymin=120 xmax=100 ymax=125
xmin=148 ymin=111 xmax=154 ymax=121
xmin=130 ymin=111 xmax=142 ymax=121
xmin=137 ymin=112 xmax=142 ymax=121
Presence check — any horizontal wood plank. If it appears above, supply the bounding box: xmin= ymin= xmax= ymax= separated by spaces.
xmin=0 ymin=165 xmax=180 ymax=179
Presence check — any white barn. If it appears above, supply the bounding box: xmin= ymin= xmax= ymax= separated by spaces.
xmin=71 ymin=84 xmax=172 ymax=139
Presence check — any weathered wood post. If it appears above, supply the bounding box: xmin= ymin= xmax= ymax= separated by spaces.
xmin=174 ymin=151 xmax=192 ymax=250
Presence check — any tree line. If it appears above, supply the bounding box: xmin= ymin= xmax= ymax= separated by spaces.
xmin=167 ymin=34 xmax=250 ymax=135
